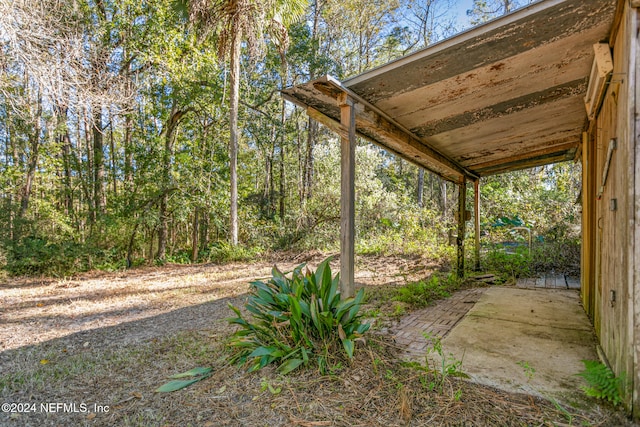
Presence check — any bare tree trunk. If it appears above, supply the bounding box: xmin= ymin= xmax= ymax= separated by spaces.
xmin=108 ymin=111 xmax=117 ymax=196
xmin=264 ymin=128 xmax=275 ymax=217
xmin=157 ymin=102 xmax=187 ymax=261
xmin=18 ymin=94 xmax=42 ymax=225
xmin=303 ymin=118 xmax=316 ymax=200
xmin=73 ymin=110 xmax=90 ymax=237
xmin=279 ymin=60 xmax=288 ymax=223
xmin=301 ymin=0 xmax=324 ymax=202
xmin=93 ymin=107 xmax=105 ymax=222
xmin=228 ymin=26 xmax=242 ymax=246
xmin=296 ymin=119 xmax=304 ymax=202
xmin=456 ymin=180 xmax=466 ymax=277
xmin=191 ymin=207 xmax=199 ymax=263
xmin=264 ymin=147 xmax=272 ymax=205
xmin=148 ymin=226 xmax=155 ymax=262
xmin=3 ymin=114 xmax=15 ymax=240
xmin=56 ymin=104 xmax=73 ymax=217
xmin=200 ymin=212 xmax=209 ymax=253
xmin=124 ymin=113 xmax=133 ymax=200
xmin=126 ymin=221 xmax=140 ymax=268
xmin=421 ymin=0 xmax=434 ymax=46
xmin=279 ymin=144 xmax=285 ymax=223
xmin=417 ymin=168 xmax=425 ymax=208
xmin=157 ymin=196 xmax=168 ymax=261
xmin=122 ymin=47 xmax=135 ymax=201
xmin=91 ymin=0 xmax=110 ymax=225
xmin=83 ymin=108 xmax=95 ymax=227
xmin=201 ymin=118 xmax=213 ymax=253
xmin=440 ymin=179 xmax=447 ymax=219
xmin=503 ymin=0 xmax=514 ymax=13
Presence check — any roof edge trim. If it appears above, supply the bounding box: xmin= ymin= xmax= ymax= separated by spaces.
xmin=343 ymin=0 xmax=566 ymax=87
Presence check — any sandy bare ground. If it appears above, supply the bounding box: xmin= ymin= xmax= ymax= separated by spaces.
xmin=1 ymin=261 xmax=271 ymax=353
xmin=0 ymin=254 xmax=430 ymax=359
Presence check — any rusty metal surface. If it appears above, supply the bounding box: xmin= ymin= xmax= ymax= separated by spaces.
xmin=281 ymin=0 xmax=616 ymax=180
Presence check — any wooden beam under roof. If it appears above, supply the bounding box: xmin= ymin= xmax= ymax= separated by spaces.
xmin=284 ymin=75 xmax=478 ymax=182
xmin=301 ymin=107 xmax=457 ymax=182
xmin=475 ymin=151 xmax=576 ymax=176
xmin=466 ymin=142 xmax=579 ymax=171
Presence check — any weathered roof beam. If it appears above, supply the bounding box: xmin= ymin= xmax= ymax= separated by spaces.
xmin=467 ymin=141 xmax=578 ymax=171
xmin=309 ymin=76 xmax=479 ymax=181
xmin=302 ymin=105 xmax=456 ymax=182
xmin=475 ymin=150 xmax=576 ymax=175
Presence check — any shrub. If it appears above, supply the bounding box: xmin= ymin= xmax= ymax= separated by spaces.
xmin=3 ymin=237 xmax=95 ymax=276
xmin=483 ymin=246 xmax=532 ymax=280
xmin=227 ymin=257 xmax=370 ymax=374
xmin=531 ymin=239 xmax=580 ymax=275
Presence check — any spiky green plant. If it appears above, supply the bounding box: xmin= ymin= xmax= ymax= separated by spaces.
xmin=227 ymin=257 xmax=370 ymax=374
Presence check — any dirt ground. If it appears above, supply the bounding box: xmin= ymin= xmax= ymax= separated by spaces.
xmin=0 ymin=253 xmax=427 ymax=353
xmin=0 ymin=254 xmax=634 ymax=426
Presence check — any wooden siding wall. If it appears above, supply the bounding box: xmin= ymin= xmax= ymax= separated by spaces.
xmin=585 ymin=1 xmax=638 ymax=413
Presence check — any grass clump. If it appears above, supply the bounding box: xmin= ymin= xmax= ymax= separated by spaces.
xmin=203 ymin=241 xmax=263 ymax=263
xmin=393 ymin=274 xmax=459 ymax=309
xmin=227 ymin=257 xmax=370 ymax=374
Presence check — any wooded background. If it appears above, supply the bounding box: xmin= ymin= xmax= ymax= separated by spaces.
xmin=0 ymin=0 xmax=580 ymax=276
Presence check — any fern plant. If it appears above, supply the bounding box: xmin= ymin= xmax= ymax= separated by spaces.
xmin=577 ymin=360 xmax=622 ymax=406
xmin=227 ymin=257 xmax=370 ymax=374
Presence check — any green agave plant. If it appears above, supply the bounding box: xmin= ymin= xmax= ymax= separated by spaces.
xmin=227 ymin=257 xmax=370 ymax=374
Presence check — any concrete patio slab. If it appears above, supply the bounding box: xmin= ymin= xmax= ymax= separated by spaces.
xmin=440 ymin=287 xmax=598 ymax=400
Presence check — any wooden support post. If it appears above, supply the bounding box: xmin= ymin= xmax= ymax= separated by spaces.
xmin=633 ymin=14 xmax=640 ymax=419
xmin=581 ymin=131 xmax=596 ymax=318
xmin=457 ymin=178 xmax=466 ymax=278
xmin=338 ymin=93 xmax=356 ymax=298
xmin=474 ymin=179 xmax=481 ymax=271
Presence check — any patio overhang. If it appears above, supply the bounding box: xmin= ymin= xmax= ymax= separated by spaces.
xmin=282 ymin=0 xmax=616 ymax=182
xmin=281 ymin=0 xmax=617 ymax=296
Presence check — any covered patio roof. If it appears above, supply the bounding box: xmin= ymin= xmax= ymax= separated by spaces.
xmin=282 ymin=0 xmax=616 ymax=182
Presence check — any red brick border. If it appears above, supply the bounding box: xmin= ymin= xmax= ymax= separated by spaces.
xmin=392 ymin=288 xmax=487 ymax=360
